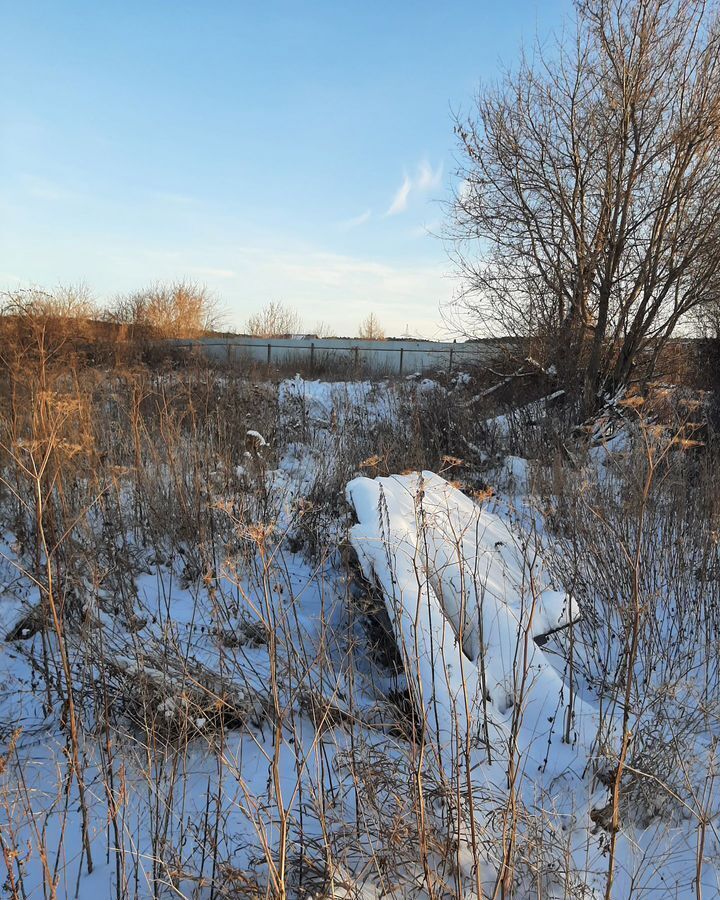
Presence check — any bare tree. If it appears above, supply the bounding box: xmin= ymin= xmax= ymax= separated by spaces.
xmin=357 ymin=312 xmax=385 ymax=340
xmin=450 ymin=0 xmax=720 ymax=409
xmin=246 ymin=301 xmax=302 ymax=337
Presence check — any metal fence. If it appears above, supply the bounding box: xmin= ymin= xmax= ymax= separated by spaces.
xmin=171 ymin=336 xmax=502 ymax=374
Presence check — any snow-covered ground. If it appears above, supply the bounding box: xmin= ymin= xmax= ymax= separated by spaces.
xmin=0 ymin=373 xmax=717 ymax=898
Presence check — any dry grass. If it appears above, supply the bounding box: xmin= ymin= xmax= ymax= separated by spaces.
xmin=0 ymin=308 xmax=718 ymax=898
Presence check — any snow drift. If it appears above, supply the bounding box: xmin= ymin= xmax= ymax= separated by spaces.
xmin=346 ymin=470 xmax=597 ymax=781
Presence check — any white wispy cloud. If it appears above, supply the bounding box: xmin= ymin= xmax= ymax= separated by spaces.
xmin=386 ymin=175 xmax=413 ymax=216
xmin=338 ymin=209 xmax=372 ymax=231
xmin=416 ymin=160 xmax=443 ymax=191
xmin=385 ymin=160 xmax=443 ymax=216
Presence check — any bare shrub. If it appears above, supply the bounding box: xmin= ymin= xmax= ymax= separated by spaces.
xmin=535 ymin=408 xmax=720 ymax=882
xmin=109 ymin=279 xmax=221 ymax=339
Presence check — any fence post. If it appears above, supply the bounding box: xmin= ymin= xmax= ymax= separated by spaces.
xmin=448 ymin=345 xmax=454 ymax=373
xmin=267 ymin=343 xmax=272 ymax=367
xmin=399 ymin=347 xmax=404 ymax=375
xmin=310 ymin=342 xmax=315 ymax=372
xmin=354 ymin=346 xmax=359 ymax=370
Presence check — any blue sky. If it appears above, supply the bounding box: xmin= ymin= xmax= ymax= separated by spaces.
xmin=1 ymin=1 xmax=570 ymax=337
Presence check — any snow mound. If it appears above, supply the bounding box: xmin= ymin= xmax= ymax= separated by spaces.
xmin=346 ymin=471 xmax=596 ymax=774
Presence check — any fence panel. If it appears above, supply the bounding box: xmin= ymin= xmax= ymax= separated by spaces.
xmin=170 ymin=336 xmax=503 ymax=374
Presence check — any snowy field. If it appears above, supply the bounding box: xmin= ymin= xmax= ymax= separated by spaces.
xmin=0 ymin=368 xmax=718 ymax=898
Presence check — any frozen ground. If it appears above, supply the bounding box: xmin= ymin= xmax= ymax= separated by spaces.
xmin=0 ymin=374 xmax=717 ymax=898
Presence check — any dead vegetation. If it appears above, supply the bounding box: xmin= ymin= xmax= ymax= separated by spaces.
xmin=0 ymin=300 xmax=718 ymax=898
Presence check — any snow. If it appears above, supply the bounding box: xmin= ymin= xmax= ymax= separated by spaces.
xmin=500 ymin=453 xmax=530 ymax=492
xmin=0 ymin=374 xmax=717 ymax=898
xmin=418 ymin=376 xmax=446 ymax=394
xmin=346 ymin=471 xmax=594 ymax=760
xmin=245 ymin=428 xmax=267 ymax=445
xmin=344 ymin=470 xmax=614 ymax=893
xmin=483 ymin=390 xmax=567 ymax=437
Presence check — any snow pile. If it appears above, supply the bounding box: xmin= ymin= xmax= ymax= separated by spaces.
xmin=346 ymin=470 xmax=597 ymax=791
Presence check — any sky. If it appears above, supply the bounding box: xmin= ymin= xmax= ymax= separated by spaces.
xmin=0 ymin=0 xmax=571 ymax=337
